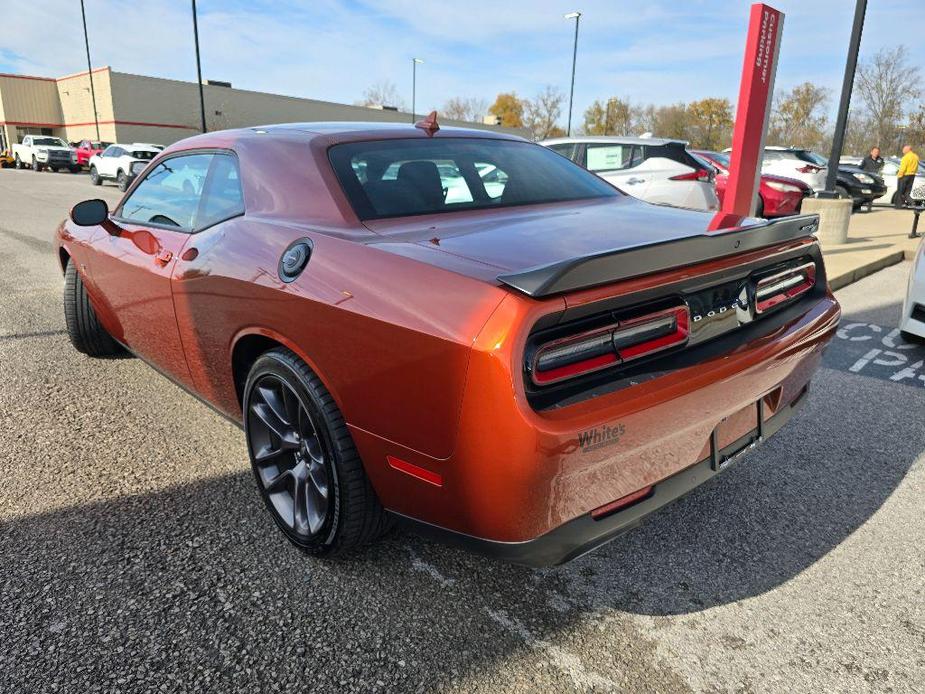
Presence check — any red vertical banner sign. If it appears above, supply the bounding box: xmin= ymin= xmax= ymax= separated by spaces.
xmin=724 ymin=3 xmax=784 ymax=218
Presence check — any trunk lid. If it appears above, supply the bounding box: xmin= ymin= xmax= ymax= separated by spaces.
xmin=363 ymin=196 xmax=775 ymax=294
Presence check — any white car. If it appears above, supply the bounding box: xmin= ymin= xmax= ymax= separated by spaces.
xmin=901 ymin=237 xmax=925 ymax=342
xmin=875 ymin=157 xmax=925 ymax=206
xmin=88 ymin=143 xmax=162 ymax=191
xmin=541 ymin=136 xmax=719 ymax=211
xmin=759 ymin=146 xmax=828 ymax=192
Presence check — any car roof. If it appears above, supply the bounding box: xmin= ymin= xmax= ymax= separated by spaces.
xmin=541 ymin=135 xmax=686 ymax=146
xmin=247 ymin=121 xmax=525 ymax=142
xmin=764 ymin=145 xmax=810 ymax=152
xmin=108 ymin=143 xmax=161 ymax=152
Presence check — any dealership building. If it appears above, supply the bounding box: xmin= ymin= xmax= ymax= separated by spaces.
xmin=0 ymin=67 xmax=518 ymax=151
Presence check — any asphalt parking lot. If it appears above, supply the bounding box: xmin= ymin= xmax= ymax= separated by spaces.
xmin=1 ymin=168 xmax=923 ymax=694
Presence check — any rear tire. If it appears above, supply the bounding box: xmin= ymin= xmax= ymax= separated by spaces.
xmin=901 ymin=329 xmax=925 ymax=344
xmin=49 ymin=166 xmax=58 ymax=173
xmin=244 ymin=347 xmax=392 ymax=557
xmin=63 ymin=261 xmax=123 ymax=357
xmin=89 ymin=166 xmax=101 ymax=186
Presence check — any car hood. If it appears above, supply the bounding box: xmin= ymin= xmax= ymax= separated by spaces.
xmin=363 ymin=196 xmax=759 ymax=284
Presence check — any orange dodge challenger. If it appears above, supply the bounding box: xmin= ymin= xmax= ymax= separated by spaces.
xmin=55 ymin=118 xmax=840 ymax=565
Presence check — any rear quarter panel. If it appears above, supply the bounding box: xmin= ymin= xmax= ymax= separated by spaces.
xmin=172 ymin=215 xmax=507 ymax=460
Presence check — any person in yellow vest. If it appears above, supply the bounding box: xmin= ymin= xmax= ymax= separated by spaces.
xmin=896 ymin=144 xmax=920 ymax=208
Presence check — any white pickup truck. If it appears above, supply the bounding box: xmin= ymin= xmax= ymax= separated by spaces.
xmin=12 ymin=135 xmax=80 ymax=173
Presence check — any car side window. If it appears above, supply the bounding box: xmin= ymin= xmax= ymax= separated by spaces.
xmin=585 ymin=144 xmax=641 ymax=172
xmin=547 ymin=143 xmax=578 ymax=161
xmin=197 ymin=154 xmax=245 ymax=228
xmin=118 ymin=153 xmax=214 ymax=231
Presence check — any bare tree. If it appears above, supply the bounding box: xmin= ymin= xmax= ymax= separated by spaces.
xmin=524 ymin=86 xmax=566 ymax=139
xmin=357 ymin=81 xmax=406 ymax=110
xmin=441 ymin=96 xmax=489 ymax=123
xmin=855 ymin=46 xmax=922 ymax=154
xmin=768 ymin=82 xmax=830 ymax=150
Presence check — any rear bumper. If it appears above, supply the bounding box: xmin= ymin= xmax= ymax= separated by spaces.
xmin=395 ymin=384 xmax=808 ymax=567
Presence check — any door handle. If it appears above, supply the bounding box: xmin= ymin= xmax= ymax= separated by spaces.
xmin=155 ymin=249 xmax=173 ymax=265
xmin=626 ymin=177 xmax=646 ymax=185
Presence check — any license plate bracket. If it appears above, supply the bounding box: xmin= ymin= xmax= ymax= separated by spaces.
xmin=710 ymin=399 xmax=765 ymax=471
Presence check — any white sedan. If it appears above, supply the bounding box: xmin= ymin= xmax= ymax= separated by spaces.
xmin=901 ymin=236 xmax=925 ymax=341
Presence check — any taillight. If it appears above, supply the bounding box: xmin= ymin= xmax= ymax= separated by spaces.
xmin=796 ymin=164 xmax=822 ymax=173
xmin=669 ymin=168 xmax=712 ymax=182
xmin=755 ymin=261 xmax=816 ymax=314
xmin=531 ymin=306 xmax=690 ymax=385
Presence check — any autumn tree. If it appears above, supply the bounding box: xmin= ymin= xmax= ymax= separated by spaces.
xmin=357 ymin=81 xmax=406 ymax=110
xmin=488 ymin=92 xmax=525 ymax=128
xmin=768 ymin=82 xmax=830 ymax=150
xmin=442 ymin=96 xmax=489 ymax=123
xmin=524 ymin=85 xmax=565 ymax=140
xmin=581 ymin=97 xmax=638 ymax=136
xmin=685 ymin=98 xmax=733 ymax=150
xmin=652 ymin=103 xmax=691 ymax=141
xmin=855 ymin=46 xmax=922 ymax=154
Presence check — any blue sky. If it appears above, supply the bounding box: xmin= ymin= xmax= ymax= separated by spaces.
xmin=3 ymin=1 xmax=923 ymax=122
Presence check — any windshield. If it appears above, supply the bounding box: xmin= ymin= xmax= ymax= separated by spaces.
xmin=329 ymin=138 xmax=619 ymax=220
xmin=34 ymin=137 xmax=67 ymax=147
xmin=806 ymin=152 xmax=829 ymax=167
xmin=704 ymin=151 xmax=730 ymax=169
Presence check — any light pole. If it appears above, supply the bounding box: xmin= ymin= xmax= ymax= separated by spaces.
xmin=79 ymin=0 xmax=100 ymax=142
xmin=820 ymin=0 xmax=867 ymax=197
xmin=565 ymin=11 xmax=581 ymax=136
xmin=412 ymin=58 xmax=424 ymax=123
xmin=191 ymin=0 xmax=207 ymax=133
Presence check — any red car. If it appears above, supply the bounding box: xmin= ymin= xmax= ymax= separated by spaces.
xmin=55 ymin=119 xmax=840 ymax=565
xmin=74 ymin=139 xmax=112 ymax=167
xmin=694 ymin=150 xmax=810 ymax=218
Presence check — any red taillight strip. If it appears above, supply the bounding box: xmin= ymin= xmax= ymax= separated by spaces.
xmin=532 ymin=352 xmax=620 ymax=385
xmin=616 ymin=306 xmax=690 ymax=361
xmin=530 ymin=305 xmax=690 ymax=386
xmin=387 ymin=455 xmax=443 ymax=487
xmin=755 ymin=262 xmax=816 ymax=314
xmin=669 ymin=169 xmax=711 ymax=182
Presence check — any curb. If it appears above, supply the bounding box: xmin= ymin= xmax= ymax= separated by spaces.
xmin=826 ymin=249 xmax=905 ymax=291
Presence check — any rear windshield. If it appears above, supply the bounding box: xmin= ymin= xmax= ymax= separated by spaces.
xmin=329 ymin=138 xmax=619 ymax=220
xmin=131 ymin=150 xmax=157 ymax=160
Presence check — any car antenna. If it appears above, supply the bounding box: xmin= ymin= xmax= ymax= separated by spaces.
xmin=415 ymin=111 xmax=440 ymax=136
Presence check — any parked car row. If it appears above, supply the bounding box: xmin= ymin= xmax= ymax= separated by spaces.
xmin=841 ymin=154 xmax=925 ymax=206
xmin=2 ymin=137 xmax=164 ymax=188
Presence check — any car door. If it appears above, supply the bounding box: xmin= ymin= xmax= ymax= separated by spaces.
xmin=88 ymin=152 xmax=215 ymax=389
xmin=97 ymin=146 xmax=117 ymax=177
xmin=582 ymin=143 xmax=648 ymax=197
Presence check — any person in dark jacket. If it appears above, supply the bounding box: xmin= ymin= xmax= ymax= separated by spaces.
xmin=860 ymin=146 xmax=883 ymax=173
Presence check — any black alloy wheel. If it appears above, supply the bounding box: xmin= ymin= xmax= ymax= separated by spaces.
xmin=248 ymin=373 xmax=333 ymax=540
xmin=243 ymin=348 xmax=392 ymax=556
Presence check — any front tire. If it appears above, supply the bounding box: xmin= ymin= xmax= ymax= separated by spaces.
xmin=89 ymin=166 xmax=101 ymax=186
xmin=117 ymin=170 xmax=128 ymax=192
xmin=14 ymin=154 xmax=22 ymax=169
xmin=244 ymin=348 xmax=391 ymax=557
xmin=31 ymin=157 xmax=41 ymax=172
xmin=63 ymin=261 xmax=123 ymax=357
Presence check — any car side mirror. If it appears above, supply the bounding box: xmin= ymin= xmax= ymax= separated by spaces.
xmin=71 ymin=199 xmax=109 ymax=226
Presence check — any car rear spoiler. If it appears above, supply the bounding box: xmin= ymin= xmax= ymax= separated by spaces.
xmin=496 ymin=214 xmax=820 ymax=298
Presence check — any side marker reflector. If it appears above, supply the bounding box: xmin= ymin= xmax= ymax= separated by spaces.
xmin=591 ymin=485 xmax=654 ymax=520
xmin=387 ymin=455 xmax=443 ymax=487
